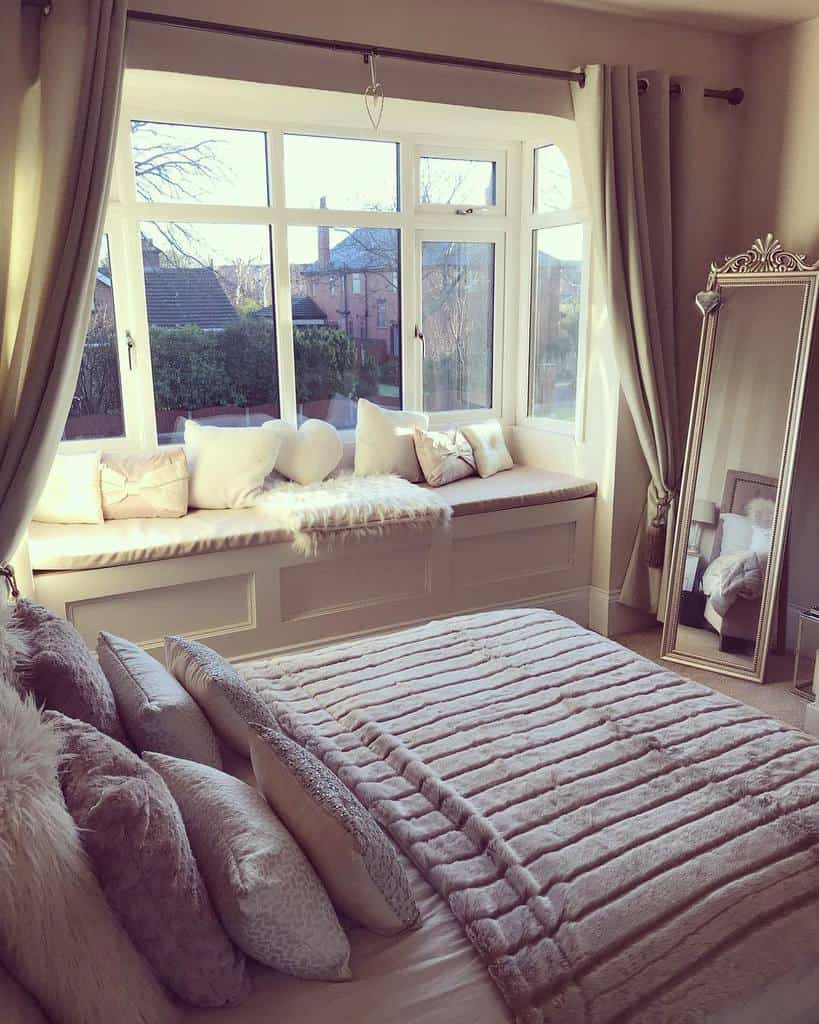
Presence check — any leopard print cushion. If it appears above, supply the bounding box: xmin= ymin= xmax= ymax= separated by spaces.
xmin=145 ymin=753 xmax=351 ymax=980
xmin=250 ymin=726 xmax=420 ymax=936
xmin=165 ymin=636 xmax=278 ymax=756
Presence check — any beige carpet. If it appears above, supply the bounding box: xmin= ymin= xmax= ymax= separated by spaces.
xmin=620 ymin=626 xmax=808 ymax=730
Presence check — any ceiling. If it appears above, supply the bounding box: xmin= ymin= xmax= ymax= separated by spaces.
xmin=536 ymin=0 xmax=819 ymax=35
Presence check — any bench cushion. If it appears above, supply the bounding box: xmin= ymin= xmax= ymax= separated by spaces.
xmin=432 ymin=465 xmax=596 ymax=516
xmin=28 ymin=467 xmax=596 ymax=573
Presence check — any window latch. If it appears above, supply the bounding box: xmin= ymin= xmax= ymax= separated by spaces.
xmin=455 ymin=207 xmax=475 ymax=216
xmin=414 ymin=325 xmax=426 ymax=355
xmin=126 ymin=330 xmax=136 ymax=371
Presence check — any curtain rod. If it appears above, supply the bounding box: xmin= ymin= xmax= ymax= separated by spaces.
xmin=20 ymin=2 xmax=744 ymax=106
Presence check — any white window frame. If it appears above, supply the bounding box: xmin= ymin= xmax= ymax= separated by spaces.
xmin=415 ymin=144 xmax=507 ymax=217
xmin=61 ymin=74 xmax=586 ymax=451
xmin=517 ymin=136 xmax=591 ymax=440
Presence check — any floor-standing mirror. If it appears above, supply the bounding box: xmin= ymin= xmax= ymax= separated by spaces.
xmin=662 ymin=236 xmax=819 ymax=682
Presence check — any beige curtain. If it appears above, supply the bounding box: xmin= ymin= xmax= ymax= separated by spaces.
xmin=0 ymin=0 xmax=126 ymax=567
xmin=572 ymin=65 xmax=701 ymax=614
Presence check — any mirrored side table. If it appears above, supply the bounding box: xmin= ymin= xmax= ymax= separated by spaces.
xmin=791 ymin=609 xmax=819 ymax=702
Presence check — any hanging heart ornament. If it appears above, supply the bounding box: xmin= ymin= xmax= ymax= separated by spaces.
xmin=695 ymin=290 xmax=722 ymax=316
xmin=365 ymin=82 xmax=385 ymax=131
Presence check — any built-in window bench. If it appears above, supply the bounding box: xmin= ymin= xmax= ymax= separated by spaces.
xmin=26 ymin=467 xmax=596 ymax=662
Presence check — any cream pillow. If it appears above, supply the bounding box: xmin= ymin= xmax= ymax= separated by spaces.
xmin=145 ymin=753 xmax=352 ymax=981
xmin=101 ymin=449 xmax=188 ymax=520
xmin=32 ymin=452 xmax=102 ymax=524
xmin=184 ymin=421 xmax=281 ymax=509
xmin=263 ymin=419 xmax=343 ymax=485
xmin=413 ymin=427 xmax=477 ymax=487
xmin=354 ymin=398 xmax=429 ymax=482
xmin=461 ymin=420 xmax=513 ymax=478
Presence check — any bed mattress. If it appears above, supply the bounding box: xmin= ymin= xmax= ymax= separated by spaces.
xmin=231 ymin=608 xmax=819 ymax=1023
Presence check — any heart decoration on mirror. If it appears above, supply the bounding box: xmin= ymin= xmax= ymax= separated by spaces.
xmin=364 ymin=53 xmax=385 ymax=131
xmin=695 ymin=290 xmax=722 ymax=316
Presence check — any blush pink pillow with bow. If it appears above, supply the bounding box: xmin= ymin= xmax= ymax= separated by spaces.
xmin=100 ymin=449 xmax=189 ymax=520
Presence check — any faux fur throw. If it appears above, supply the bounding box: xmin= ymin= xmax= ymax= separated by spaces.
xmin=256 ymin=474 xmax=451 ymax=555
xmin=242 ymin=608 xmax=819 ymax=1024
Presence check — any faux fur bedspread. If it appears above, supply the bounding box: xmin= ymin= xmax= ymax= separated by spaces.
xmin=242 ymin=608 xmax=819 ymax=1024
xmin=256 ymin=474 xmax=451 ymax=555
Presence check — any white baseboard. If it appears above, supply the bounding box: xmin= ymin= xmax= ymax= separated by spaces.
xmin=588 ymin=586 xmax=657 ymax=638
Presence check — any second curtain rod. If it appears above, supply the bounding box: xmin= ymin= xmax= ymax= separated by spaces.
xmin=124 ymin=9 xmax=745 ymax=107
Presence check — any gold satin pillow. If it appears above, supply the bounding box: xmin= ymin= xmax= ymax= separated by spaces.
xmin=413 ymin=427 xmax=477 ymax=487
xmin=101 ymin=450 xmax=189 ymax=520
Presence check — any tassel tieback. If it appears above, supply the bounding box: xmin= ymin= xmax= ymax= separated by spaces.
xmin=646 ymin=492 xmax=674 ymax=569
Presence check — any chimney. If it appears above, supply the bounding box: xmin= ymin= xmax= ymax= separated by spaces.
xmin=141 ymin=235 xmax=162 ymax=270
xmin=318 ymin=196 xmax=330 ymax=267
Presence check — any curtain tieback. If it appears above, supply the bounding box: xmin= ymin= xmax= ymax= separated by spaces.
xmin=646 ymin=490 xmax=676 ymax=569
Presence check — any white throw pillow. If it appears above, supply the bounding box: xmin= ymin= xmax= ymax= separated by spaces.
xmin=184 ymin=421 xmax=281 ymax=509
xmin=718 ymin=512 xmax=753 ymax=557
xmin=32 ymin=452 xmax=103 ymax=524
xmin=263 ymin=419 xmax=342 ymax=485
xmin=461 ymin=420 xmax=513 ymax=478
xmin=354 ymin=398 xmax=429 ymax=482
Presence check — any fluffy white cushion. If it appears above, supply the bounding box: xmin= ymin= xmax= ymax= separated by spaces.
xmin=354 ymin=398 xmax=429 ymax=482
xmin=0 ymin=677 xmax=175 ymax=1024
xmin=145 ymin=753 xmax=352 ymax=981
xmin=263 ymin=419 xmax=343 ymax=485
xmin=32 ymin=452 xmax=103 ymax=524
xmin=184 ymin=421 xmax=282 ymax=509
xmin=461 ymin=421 xmax=513 ymax=479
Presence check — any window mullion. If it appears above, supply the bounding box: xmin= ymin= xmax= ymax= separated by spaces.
xmin=270 ymin=126 xmax=297 ymax=425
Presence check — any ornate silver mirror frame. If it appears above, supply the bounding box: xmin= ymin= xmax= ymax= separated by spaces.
xmin=661 ymin=236 xmax=819 ymax=683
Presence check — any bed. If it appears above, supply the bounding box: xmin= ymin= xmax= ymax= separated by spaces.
xmin=700 ymin=469 xmax=778 ymax=652
xmin=206 ymin=606 xmax=819 ymax=1024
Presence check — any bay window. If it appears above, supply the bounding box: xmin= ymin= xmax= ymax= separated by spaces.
xmin=61 ymin=74 xmax=587 ymax=450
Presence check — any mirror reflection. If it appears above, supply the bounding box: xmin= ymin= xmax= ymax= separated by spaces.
xmin=669 ymin=281 xmax=806 ymax=673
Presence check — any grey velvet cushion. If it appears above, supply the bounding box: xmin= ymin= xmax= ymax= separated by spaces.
xmin=11 ymin=600 xmax=128 ymax=744
xmin=165 ymin=635 xmax=279 ymax=757
xmin=47 ymin=712 xmax=249 ymax=1008
xmin=250 ymin=725 xmax=420 ymax=937
xmin=98 ymin=631 xmax=221 ymax=767
xmin=145 ymin=752 xmax=352 ymax=981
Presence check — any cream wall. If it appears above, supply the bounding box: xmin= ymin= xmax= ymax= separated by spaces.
xmin=127 ymin=0 xmax=750 ymax=627
xmin=736 ymin=16 xmax=819 ymax=624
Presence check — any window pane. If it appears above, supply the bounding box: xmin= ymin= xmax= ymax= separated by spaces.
xmin=64 ymin=235 xmax=125 ymax=440
xmin=287 ymin=226 xmax=401 ymax=429
xmin=421 ymin=240 xmax=494 ymax=412
xmin=419 ymin=157 xmax=496 ymax=207
xmin=131 ymin=121 xmax=269 ymax=206
xmin=140 ymin=222 xmax=279 ymax=443
xmin=529 ymin=224 xmax=584 ymax=422
xmin=534 ymin=145 xmax=572 ymax=213
xmin=283 ymin=135 xmax=399 ymax=212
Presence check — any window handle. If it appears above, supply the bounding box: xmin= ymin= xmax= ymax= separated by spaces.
xmin=455 ymin=207 xmax=475 ymax=216
xmin=126 ymin=330 xmax=136 ymax=371
xmin=414 ymin=325 xmax=425 ymax=355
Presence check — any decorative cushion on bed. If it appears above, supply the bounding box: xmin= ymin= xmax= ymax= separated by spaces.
xmin=48 ymin=712 xmax=249 ymax=1008
xmin=413 ymin=427 xmax=477 ymax=487
xmin=32 ymin=451 xmax=103 ymax=525
xmin=354 ymin=398 xmax=429 ymax=482
xmin=0 ymin=678 xmax=175 ymax=1024
xmin=98 ymin=631 xmax=221 ymax=766
xmin=250 ymin=725 xmax=420 ymax=936
xmin=11 ymin=600 xmax=128 ymax=745
xmin=165 ymin=635 xmax=279 ymax=757
xmin=101 ymin=449 xmax=189 ymax=520
xmin=145 ymin=752 xmax=352 ymax=981
xmin=184 ymin=421 xmax=282 ymax=509
xmin=264 ymin=418 xmax=343 ymax=485
xmin=460 ymin=420 xmax=513 ymax=478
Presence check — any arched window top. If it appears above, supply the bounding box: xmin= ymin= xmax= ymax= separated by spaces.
xmin=534 ymin=144 xmax=572 ymax=214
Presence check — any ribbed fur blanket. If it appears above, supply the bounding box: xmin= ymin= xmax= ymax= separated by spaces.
xmin=243 ymin=609 xmax=819 ymax=1024
xmin=256 ymin=474 xmax=451 ymax=555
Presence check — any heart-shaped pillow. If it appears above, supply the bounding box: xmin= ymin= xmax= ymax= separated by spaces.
xmin=264 ymin=419 xmax=343 ymax=486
